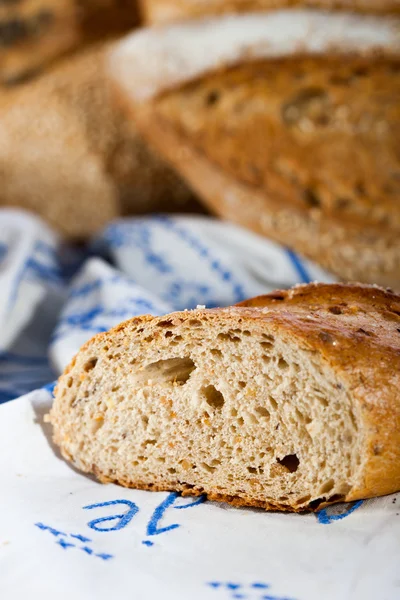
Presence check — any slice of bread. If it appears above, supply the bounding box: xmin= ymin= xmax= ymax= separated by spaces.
xmin=48 ymin=283 xmax=400 ymax=512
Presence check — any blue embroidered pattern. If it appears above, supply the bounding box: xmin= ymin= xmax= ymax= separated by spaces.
xmin=207 ymin=582 xmax=296 ymax=600
xmin=83 ymin=493 xmax=206 ymax=547
xmin=316 ymin=500 xmax=364 ymax=524
xmin=35 ymin=523 xmax=114 ymax=561
xmin=154 ymin=215 xmax=247 ymax=304
xmin=285 ymin=249 xmax=311 ymax=284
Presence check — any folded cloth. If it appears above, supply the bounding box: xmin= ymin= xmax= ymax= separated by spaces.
xmin=0 ymin=209 xmax=398 ymax=600
xmin=0 ymin=208 xmax=334 ymax=401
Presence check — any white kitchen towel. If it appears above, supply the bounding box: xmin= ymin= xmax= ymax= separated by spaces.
xmin=1 ymin=208 xmax=398 ymax=600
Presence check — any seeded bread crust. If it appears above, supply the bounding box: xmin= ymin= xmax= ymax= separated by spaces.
xmin=109 ymin=12 xmax=400 ymax=287
xmin=49 ymin=283 xmax=400 ymax=511
xmin=140 ymin=0 xmax=400 ymax=25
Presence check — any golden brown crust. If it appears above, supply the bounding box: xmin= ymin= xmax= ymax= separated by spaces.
xmin=90 ymin=470 xmax=310 ymax=512
xmin=52 ymin=283 xmax=400 ymax=510
xmin=0 ymin=42 xmax=200 ymax=239
xmin=238 ymin=282 xmax=400 ymax=501
xmin=114 ymin=54 xmax=400 ymax=288
xmin=140 ymin=0 xmax=400 ymax=24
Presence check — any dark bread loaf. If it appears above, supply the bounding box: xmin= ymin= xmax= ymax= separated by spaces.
xmin=0 ymin=41 xmax=198 ymax=239
xmin=140 ymin=0 xmax=400 ymax=24
xmin=0 ymin=0 xmax=139 ymax=85
xmin=48 ymin=283 xmax=400 ymax=511
xmin=109 ymin=10 xmax=400 ymax=288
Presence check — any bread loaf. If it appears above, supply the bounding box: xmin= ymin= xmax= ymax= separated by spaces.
xmin=110 ymin=11 xmax=400 ymax=288
xmin=0 ymin=41 xmax=198 ymax=239
xmin=48 ymin=283 xmax=400 ymax=512
xmin=0 ymin=0 xmax=139 ymax=85
xmin=140 ymin=0 xmax=400 ymax=24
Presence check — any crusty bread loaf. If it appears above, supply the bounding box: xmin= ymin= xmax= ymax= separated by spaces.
xmin=109 ymin=11 xmax=400 ymax=288
xmin=0 ymin=41 xmax=198 ymax=239
xmin=140 ymin=0 xmax=400 ymax=24
xmin=0 ymin=0 xmax=139 ymax=85
xmin=48 ymin=283 xmax=400 ymax=511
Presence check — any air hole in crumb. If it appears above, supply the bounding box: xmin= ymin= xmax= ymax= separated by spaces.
xmin=139 ymin=357 xmax=196 ymax=385
xmin=218 ymin=332 xmax=241 ymax=342
xmin=67 ymin=377 xmax=73 ymax=388
xmin=211 ymin=348 xmax=222 ymax=357
xmin=319 ymin=479 xmax=335 ymax=495
xmin=255 ymin=406 xmax=270 ymax=419
xmin=189 ymin=319 xmax=201 ymax=327
xmin=278 ymin=358 xmax=289 ymax=370
xmin=111 ymin=385 xmax=120 ymax=392
xmin=230 ymin=407 xmax=238 ymax=417
xmin=317 ymin=395 xmax=329 ymax=407
xmin=165 ymin=331 xmax=173 ymax=338
xmin=238 ymin=381 xmax=246 ymax=389
xmin=202 ymin=385 xmax=225 ymax=409
xmin=247 ymin=466 xmax=257 ymax=474
xmin=308 ymin=498 xmax=325 ymax=510
xmin=168 ymin=467 xmax=176 ymax=474
xmin=237 ymin=417 xmax=244 ymax=427
xmin=262 ymin=334 xmax=275 ymax=341
xmin=277 ymin=454 xmax=300 ymax=473
xmin=246 ymin=412 xmax=258 ymax=425
xmin=91 ymin=417 xmax=104 ymax=434
xmin=269 ymin=396 xmax=278 ymax=410
xmin=174 ymin=335 xmax=183 ymax=341
xmin=83 ymin=358 xmax=98 ymax=372
xmin=157 ymin=319 xmax=173 ymax=328
xmin=260 ymin=341 xmax=273 ymax=349
xmin=243 ymin=330 xmax=251 ymax=336
xmin=201 ymin=462 xmax=216 ymax=473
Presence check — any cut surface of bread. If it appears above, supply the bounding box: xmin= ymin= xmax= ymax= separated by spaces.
xmin=140 ymin=0 xmax=400 ymax=25
xmin=109 ymin=11 xmax=400 ymax=287
xmin=49 ymin=283 xmax=400 ymax=512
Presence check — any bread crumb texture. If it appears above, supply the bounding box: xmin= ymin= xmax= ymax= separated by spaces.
xmin=49 ymin=283 xmax=400 ymax=512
